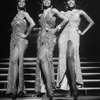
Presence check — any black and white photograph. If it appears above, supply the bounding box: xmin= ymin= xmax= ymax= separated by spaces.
xmin=0 ymin=0 xmax=100 ymax=100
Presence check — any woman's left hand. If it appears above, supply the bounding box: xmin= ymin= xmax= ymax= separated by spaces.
xmin=20 ymin=34 xmax=27 ymax=38
xmin=77 ymin=30 xmax=83 ymax=35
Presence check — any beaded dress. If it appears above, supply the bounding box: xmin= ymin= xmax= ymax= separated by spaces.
xmin=35 ymin=8 xmax=57 ymax=93
xmin=6 ymin=11 xmax=28 ymax=94
xmin=57 ymin=9 xmax=83 ymax=89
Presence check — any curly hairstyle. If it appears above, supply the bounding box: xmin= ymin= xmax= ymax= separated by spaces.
xmin=39 ymin=0 xmax=53 ymax=10
xmin=64 ymin=0 xmax=77 ymax=10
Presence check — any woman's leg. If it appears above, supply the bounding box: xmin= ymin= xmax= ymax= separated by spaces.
xmin=39 ymin=46 xmax=53 ymax=96
xmin=7 ymin=46 xmax=19 ymax=94
xmin=18 ymin=39 xmax=28 ymax=94
xmin=58 ymin=37 xmax=68 ymax=87
xmin=67 ymin=40 xmax=78 ymax=96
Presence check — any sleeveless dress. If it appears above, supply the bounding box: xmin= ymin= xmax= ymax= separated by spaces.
xmin=35 ymin=8 xmax=57 ymax=93
xmin=57 ymin=9 xmax=83 ymax=90
xmin=6 ymin=11 xmax=28 ymax=94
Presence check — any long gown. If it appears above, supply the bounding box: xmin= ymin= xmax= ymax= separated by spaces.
xmin=57 ymin=9 xmax=83 ymax=90
xmin=35 ymin=8 xmax=57 ymax=93
xmin=6 ymin=11 xmax=28 ymax=94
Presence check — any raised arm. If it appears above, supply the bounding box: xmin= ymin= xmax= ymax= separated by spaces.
xmin=24 ymin=12 xmax=35 ymax=37
xmin=53 ymin=8 xmax=68 ymax=30
xmin=80 ymin=10 xmax=94 ymax=35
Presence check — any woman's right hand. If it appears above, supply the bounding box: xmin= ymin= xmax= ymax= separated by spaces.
xmin=48 ymin=28 xmax=58 ymax=34
xmin=77 ymin=30 xmax=83 ymax=35
xmin=20 ymin=33 xmax=27 ymax=38
xmin=56 ymin=25 xmax=61 ymax=32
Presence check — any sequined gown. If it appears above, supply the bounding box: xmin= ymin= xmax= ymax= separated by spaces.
xmin=6 ymin=11 xmax=28 ymax=94
xmin=57 ymin=10 xmax=83 ymax=89
xmin=35 ymin=8 xmax=57 ymax=93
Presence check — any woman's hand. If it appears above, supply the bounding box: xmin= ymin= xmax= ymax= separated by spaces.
xmin=77 ymin=30 xmax=83 ymax=35
xmin=20 ymin=33 xmax=27 ymax=38
xmin=56 ymin=25 xmax=61 ymax=32
xmin=47 ymin=28 xmax=58 ymax=34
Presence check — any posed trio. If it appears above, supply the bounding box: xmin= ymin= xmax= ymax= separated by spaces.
xmin=6 ymin=0 xmax=94 ymax=99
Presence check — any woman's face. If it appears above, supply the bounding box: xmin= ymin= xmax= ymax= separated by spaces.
xmin=43 ymin=0 xmax=51 ymax=7
xmin=18 ymin=0 xmax=26 ymax=8
xmin=67 ymin=0 xmax=75 ymax=8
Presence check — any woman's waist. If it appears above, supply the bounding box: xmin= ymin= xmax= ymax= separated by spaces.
xmin=12 ymin=26 xmax=27 ymax=33
xmin=67 ymin=23 xmax=79 ymax=28
xmin=11 ymin=32 xmax=26 ymax=39
xmin=40 ymin=32 xmax=56 ymax=40
xmin=12 ymin=30 xmax=26 ymax=35
xmin=60 ymin=30 xmax=79 ymax=39
xmin=16 ymin=38 xmax=28 ymax=46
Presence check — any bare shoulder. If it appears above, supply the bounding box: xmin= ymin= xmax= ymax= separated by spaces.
xmin=74 ymin=9 xmax=86 ymax=16
xmin=60 ymin=11 xmax=65 ymax=14
xmin=78 ymin=9 xmax=86 ymax=14
xmin=52 ymin=8 xmax=59 ymax=13
xmin=23 ymin=11 xmax=30 ymax=17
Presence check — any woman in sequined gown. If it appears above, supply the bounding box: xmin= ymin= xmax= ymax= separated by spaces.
xmin=57 ymin=0 xmax=94 ymax=96
xmin=6 ymin=0 xmax=35 ymax=97
xmin=34 ymin=0 xmax=67 ymax=98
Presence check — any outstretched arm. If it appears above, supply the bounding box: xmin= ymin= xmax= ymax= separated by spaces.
xmin=80 ymin=10 xmax=94 ymax=35
xmin=53 ymin=8 xmax=68 ymax=31
xmin=24 ymin=12 xmax=35 ymax=37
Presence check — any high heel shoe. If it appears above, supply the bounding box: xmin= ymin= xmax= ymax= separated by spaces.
xmin=47 ymin=91 xmax=54 ymax=100
xmin=6 ymin=92 xmax=17 ymax=99
xmin=11 ymin=93 xmax=17 ymax=99
xmin=47 ymin=86 xmax=54 ymax=100
xmin=66 ymin=89 xmax=71 ymax=97
xmin=18 ymin=91 xmax=25 ymax=97
xmin=32 ymin=92 xmax=41 ymax=97
xmin=72 ymin=85 xmax=78 ymax=97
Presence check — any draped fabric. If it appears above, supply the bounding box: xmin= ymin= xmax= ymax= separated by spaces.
xmin=57 ymin=10 xmax=83 ymax=89
xmin=35 ymin=8 xmax=57 ymax=93
xmin=6 ymin=11 xmax=28 ymax=94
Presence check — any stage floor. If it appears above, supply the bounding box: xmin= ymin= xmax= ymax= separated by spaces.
xmin=0 ymin=96 xmax=100 ymax=100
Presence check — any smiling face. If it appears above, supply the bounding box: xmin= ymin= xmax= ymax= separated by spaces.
xmin=43 ymin=0 xmax=51 ymax=7
xmin=18 ymin=0 xmax=26 ymax=8
xmin=67 ymin=0 xmax=75 ymax=8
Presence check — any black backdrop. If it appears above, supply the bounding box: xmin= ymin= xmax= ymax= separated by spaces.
xmin=0 ymin=0 xmax=100 ymax=59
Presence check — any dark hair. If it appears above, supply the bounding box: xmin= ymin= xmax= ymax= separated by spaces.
xmin=16 ymin=0 xmax=28 ymax=5
xmin=67 ymin=0 xmax=77 ymax=3
xmin=41 ymin=0 xmax=52 ymax=2
xmin=17 ymin=0 xmax=27 ymax=11
xmin=66 ymin=0 xmax=77 ymax=10
xmin=40 ymin=0 xmax=53 ymax=10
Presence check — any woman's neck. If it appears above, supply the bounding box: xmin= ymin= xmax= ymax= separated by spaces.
xmin=44 ymin=7 xmax=51 ymax=10
xmin=18 ymin=9 xmax=24 ymax=13
xmin=68 ymin=7 xmax=75 ymax=11
xmin=17 ymin=6 xmax=25 ymax=12
xmin=43 ymin=5 xmax=52 ymax=10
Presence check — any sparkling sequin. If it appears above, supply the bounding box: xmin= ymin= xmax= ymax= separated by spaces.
xmin=57 ymin=10 xmax=83 ymax=87
xmin=35 ymin=8 xmax=56 ymax=93
xmin=6 ymin=11 xmax=28 ymax=94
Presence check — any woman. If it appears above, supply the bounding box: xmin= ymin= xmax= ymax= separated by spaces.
xmin=57 ymin=0 xmax=94 ymax=96
xmin=6 ymin=0 xmax=35 ymax=98
xmin=34 ymin=0 xmax=68 ymax=99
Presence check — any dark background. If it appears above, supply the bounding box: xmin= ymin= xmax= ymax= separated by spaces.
xmin=0 ymin=0 xmax=100 ymax=59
